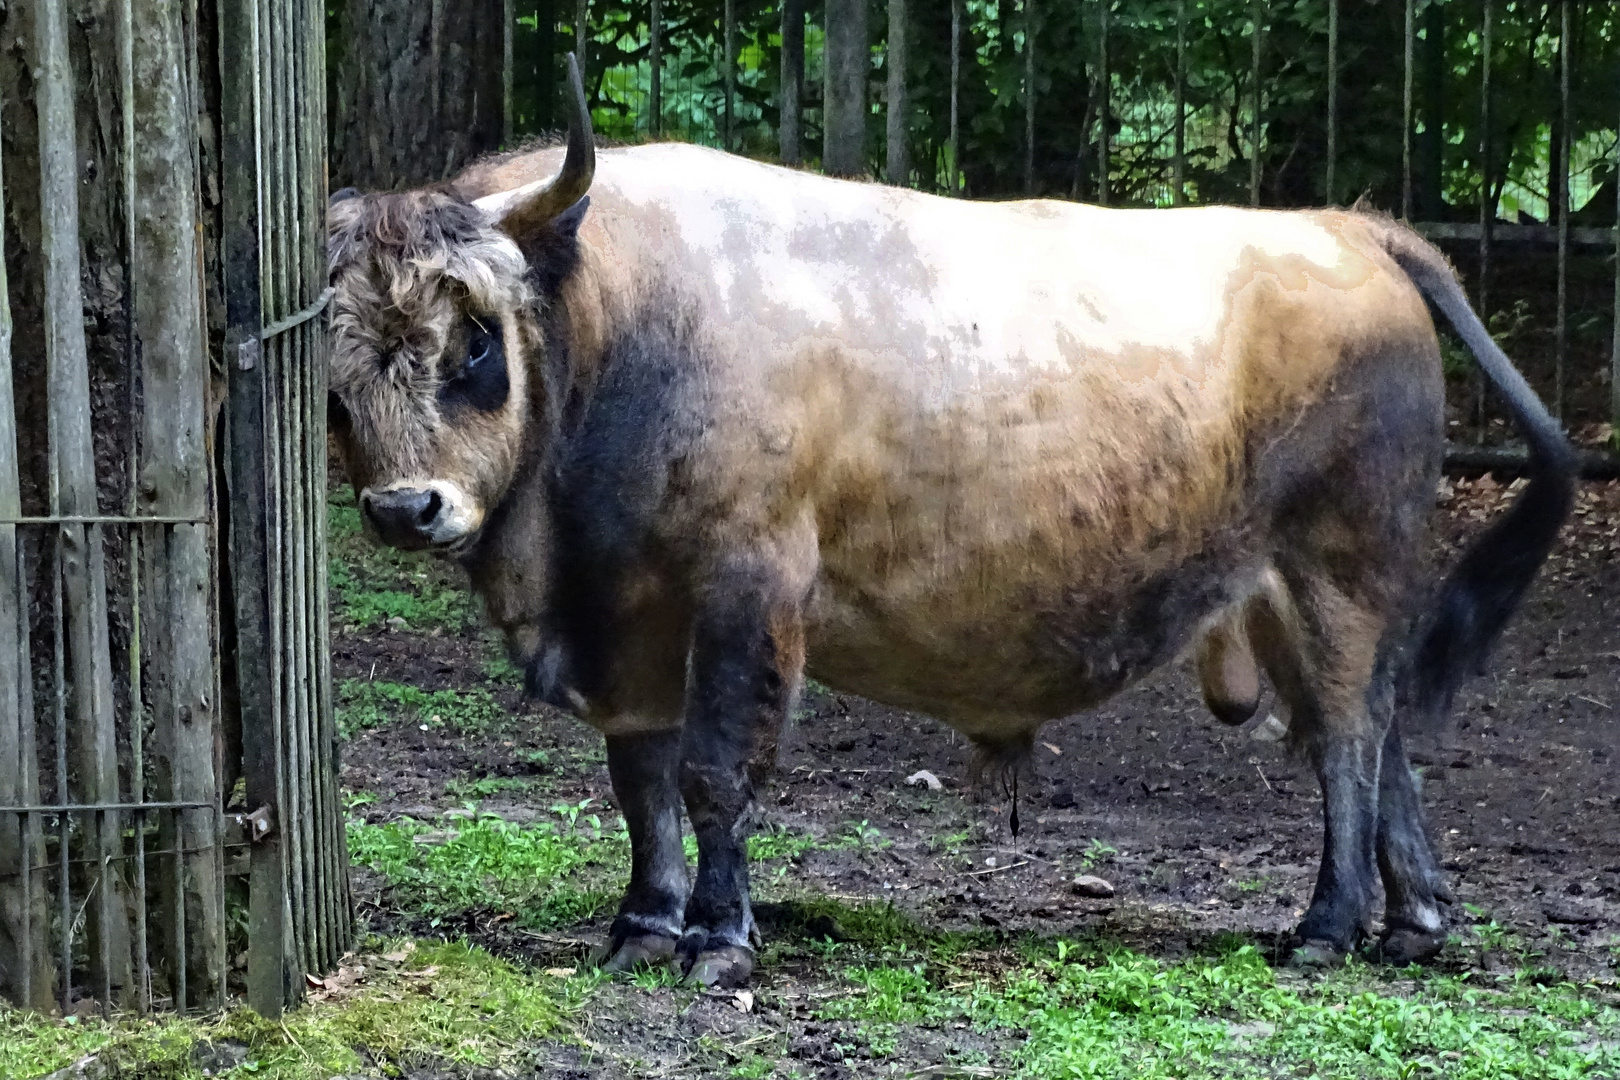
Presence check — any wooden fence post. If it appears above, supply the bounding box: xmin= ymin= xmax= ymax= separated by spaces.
xmin=780 ymin=0 xmax=803 ymax=163
xmin=36 ymin=0 xmax=134 ymax=1015
xmin=888 ymin=0 xmax=909 ymax=184
xmin=0 ymin=84 xmax=55 ymax=1016
xmin=131 ymin=0 xmax=224 ymax=1011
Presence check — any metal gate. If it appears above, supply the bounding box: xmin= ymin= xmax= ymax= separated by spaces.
xmin=0 ymin=0 xmax=347 ymax=1018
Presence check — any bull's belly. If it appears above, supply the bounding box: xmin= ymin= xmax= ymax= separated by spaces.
xmin=802 ymin=549 xmax=1263 ymax=733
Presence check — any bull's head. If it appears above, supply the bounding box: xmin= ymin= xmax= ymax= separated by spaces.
xmin=325 ymin=55 xmax=596 ymax=555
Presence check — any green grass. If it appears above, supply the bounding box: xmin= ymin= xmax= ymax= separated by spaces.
xmin=346 ymin=811 xmax=624 ymax=929
xmin=806 ymin=918 xmax=1620 ymax=1079
xmin=335 ymin=678 xmax=507 ymax=739
xmin=0 ymin=940 xmax=580 ymax=1080
xmin=328 ymin=486 xmax=479 ymax=634
xmin=445 ymin=775 xmax=537 ymax=801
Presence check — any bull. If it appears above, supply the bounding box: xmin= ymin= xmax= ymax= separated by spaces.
xmin=325 ymin=57 xmax=1575 ymax=987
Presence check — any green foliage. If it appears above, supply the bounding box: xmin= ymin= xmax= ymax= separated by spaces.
xmin=747 ymin=822 xmax=820 ymax=862
xmin=335 ymin=678 xmax=507 ymax=739
xmin=346 ymin=811 xmax=623 ymax=929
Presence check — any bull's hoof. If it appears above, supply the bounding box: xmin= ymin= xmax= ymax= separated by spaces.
xmin=1287 ymin=939 xmax=1347 ymax=968
xmin=1376 ymin=927 xmax=1446 ymax=966
xmin=684 ymin=945 xmax=755 ymax=988
xmin=596 ymin=932 xmax=678 ymax=974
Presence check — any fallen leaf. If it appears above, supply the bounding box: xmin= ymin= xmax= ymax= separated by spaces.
xmin=1042 ymin=742 xmax=1062 ymax=756
xmin=731 ymin=989 xmax=755 ymax=1013
xmin=543 ymin=967 xmax=576 ymax=977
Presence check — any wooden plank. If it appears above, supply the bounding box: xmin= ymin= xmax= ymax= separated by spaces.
xmin=129 ymin=0 xmax=224 ymax=1010
xmin=0 ymin=82 xmax=56 ymax=1014
xmin=35 ymin=0 xmax=134 ymax=1013
xmin=1415 ymin=220 xmax=1618 ymax=249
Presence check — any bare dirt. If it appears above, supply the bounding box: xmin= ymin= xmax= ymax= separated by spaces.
xmin=335 ymin=477 xmax=1620 ymax=1077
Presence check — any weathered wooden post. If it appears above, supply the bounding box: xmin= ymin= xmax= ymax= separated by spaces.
xmin=1250 ymin=0 xmax=1263 ymax=206
xmin=651 ymin=0 xmax=664 ymax=137
xmin=1402 ymin=0 xmax=1414 ymax=218
xmin=1098 ymin=0 xmax=1110 ymax=205
xmin=1325 ymin=0 xmax=1337 ymax=204
xmin=1554 ymin=0 xmax=1570 ymax=421
xmin=724 ymin=0 xmax=737 ymax=150
xmin=950 ymin=0 xmax=962 ymax=192
xmin=1173 ymin=0 xmax=1186 ymax=205
xmin=888 ymin=0 xmax=909 ymax=184
xmin=1023 ymin=0 xmax=1036 ymax=194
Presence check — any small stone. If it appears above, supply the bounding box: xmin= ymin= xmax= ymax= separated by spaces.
xmin=905 ymin=769 xmax=943 ymax=791
xmin=1049 ymin=787 xmax=1077 ymax=809
xmin=1071 ymin=874 xmax=1115 ymax=898
xmin=1250 ymin=713 xmax=1289 ymax=743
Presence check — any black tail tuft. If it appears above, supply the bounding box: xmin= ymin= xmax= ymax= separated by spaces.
xmin=1367 ymin=215 xmax=1578 ymax=726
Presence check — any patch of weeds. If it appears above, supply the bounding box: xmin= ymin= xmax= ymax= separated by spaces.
xmin=729 ymin=1054 xmax=775 ymax=1079
xmin=629 ymin=964 xmax=686 ymax=990
xmin=521 ymin=749 xmax=552 ymax=768
xmin=1080 ymin=838 xmax=1118 ymax=869
xmin=328 ymin=485 xmax=479 ymax=634
xmin=336 ymin=678 xmax=507 ymax=739
xmin=346 ymin=809 xmax=623 ymax=929
xmin=748 ymin=822 xmax=820 ymax=862
xmin=1 ymin=940 xmax=577 ymax=1079
xmin=1236 ymin=874 xmax=1271 ymax=894
xmin=446 ymin=775 xmax=536 ymax=801
xmin=343 ymin=789 xmax=378 ymax=810
xmin=834 ymin=819 xmax=890 ymax=851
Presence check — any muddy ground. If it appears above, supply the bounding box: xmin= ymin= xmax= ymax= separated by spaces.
xmin=334 ymin=476 xmax=1620 ymax=1076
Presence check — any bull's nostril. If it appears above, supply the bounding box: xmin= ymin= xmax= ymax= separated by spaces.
xmin=416 ymin=490 xmax=443 ymax=528
xmin=362 ymin=487 xmax=443 ymax=548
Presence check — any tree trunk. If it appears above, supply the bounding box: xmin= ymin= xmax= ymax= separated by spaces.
xmin=780 ymin=0 xmax=805 ymax=164
xmin=823 ymin=0 xmax=869 ymax=176
xmin=886 ymin=0 xmax=908 ymax=184
xmin=329 ymin=0 xmax=508 ymax=190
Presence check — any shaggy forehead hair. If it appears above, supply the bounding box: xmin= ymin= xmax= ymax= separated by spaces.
xmin=327 ymin=190 xmax=535 ymax=480
xmin=327 ymin=190 xmax=532 ymax=354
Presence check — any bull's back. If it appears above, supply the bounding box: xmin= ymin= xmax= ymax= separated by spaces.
xmin=513 ymin=145 xmax=1443 ymax=724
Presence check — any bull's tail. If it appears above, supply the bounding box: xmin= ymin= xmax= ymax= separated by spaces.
xmin=1373 ymin=219 xmax=1577 ymax=724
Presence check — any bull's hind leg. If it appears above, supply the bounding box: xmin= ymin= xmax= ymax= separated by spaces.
xmin=1247 ymin=579 xmax=1389 ymax=964
xmin=677 ymin=553 xmax=808 ymax=987
xmin=1374 ymin=719 xmax=1452 ymax=964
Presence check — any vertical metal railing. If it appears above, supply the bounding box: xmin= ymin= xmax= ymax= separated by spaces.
xmin=223 ymin=0 xmax=349 ymax=1018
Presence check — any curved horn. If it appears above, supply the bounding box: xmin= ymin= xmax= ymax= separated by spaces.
xmin=476 ymin=52 xmax=595 ymax=232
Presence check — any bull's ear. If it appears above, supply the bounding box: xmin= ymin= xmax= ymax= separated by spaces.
xmin=553 ymin=196 xmax=590 ymax=241
xmin=474 ymin=53 xmax=595 ymax=242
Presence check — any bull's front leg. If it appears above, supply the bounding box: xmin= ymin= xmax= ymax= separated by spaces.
xmin=599 ymin=730 xmax=688 ymax=971
xmin=677 ymin=563 xmax=806 ymax=988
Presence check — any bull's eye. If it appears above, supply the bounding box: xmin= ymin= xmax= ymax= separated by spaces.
xmin=439 ymin=320 xmax=509 ymax=414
